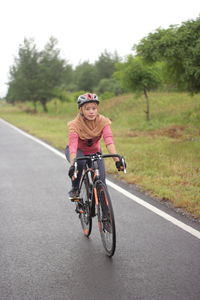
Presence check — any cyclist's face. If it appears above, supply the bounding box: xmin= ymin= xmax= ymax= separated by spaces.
xmin=81 ymin=103 xmax=98 ymax=120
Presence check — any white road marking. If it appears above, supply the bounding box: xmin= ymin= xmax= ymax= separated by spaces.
xmin=1 ymin=118 xmax=200 ymax=240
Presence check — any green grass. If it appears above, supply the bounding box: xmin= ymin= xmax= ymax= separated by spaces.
xmin=1 ymin=92 xmax=200 ymax=219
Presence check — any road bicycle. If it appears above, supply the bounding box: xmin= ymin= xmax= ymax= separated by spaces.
xmin=72 ymin=153 xmax=126 ymax=257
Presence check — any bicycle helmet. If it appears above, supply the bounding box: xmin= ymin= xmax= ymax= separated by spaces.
xmin=77 ymin=93 xmax=99 ymax=108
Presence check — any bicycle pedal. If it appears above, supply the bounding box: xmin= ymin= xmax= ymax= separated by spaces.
xmin=75 ymin=206 xmax=85 ymax=214
xmin=70 ymin=197 xmax=81 ymax=202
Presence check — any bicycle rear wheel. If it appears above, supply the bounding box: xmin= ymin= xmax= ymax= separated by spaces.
xmin=79 ymin=175 xmax=92 ymax=237
xmin=96 ymin=183 xmax=116 ymax=256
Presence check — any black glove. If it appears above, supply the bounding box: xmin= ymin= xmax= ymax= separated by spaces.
xmin=115 ymin=159 xmax=126 ymax=171
xmin=68 ymin=165 xmax=75 ymax=178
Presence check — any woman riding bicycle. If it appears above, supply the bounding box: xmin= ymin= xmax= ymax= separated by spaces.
xmin=65 ymin=93 xmax=125 ymax=200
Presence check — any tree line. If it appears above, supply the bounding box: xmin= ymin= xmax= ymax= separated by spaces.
xmin=6 ymin=36 xmax=121 ymax=111
xmin=6 ymin=16 xmax=200 ymax=117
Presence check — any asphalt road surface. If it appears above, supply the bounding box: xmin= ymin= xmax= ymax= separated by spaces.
xmin=0 ymin=119 xmax=200 ymax=300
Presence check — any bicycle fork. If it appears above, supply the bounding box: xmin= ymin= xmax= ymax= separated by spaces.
xmin=93 ymin=184 xmax=109 ymax=232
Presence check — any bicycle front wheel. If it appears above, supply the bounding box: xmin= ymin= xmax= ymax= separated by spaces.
xmin=96 ymin=183 xmax=116 ymax=256
xmin=79 ymin=176 xmax=92 ymax=237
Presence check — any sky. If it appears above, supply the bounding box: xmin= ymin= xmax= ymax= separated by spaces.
xmin=0 ymin=0 xmax=199 ymax=97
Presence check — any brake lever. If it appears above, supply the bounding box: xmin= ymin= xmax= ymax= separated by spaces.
xmin=74 ymin=161 xmax=78 ymax=178
xmin=121 ymin=157 xmax=127 ymax=174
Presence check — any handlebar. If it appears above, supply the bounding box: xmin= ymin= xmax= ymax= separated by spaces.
xmin=73 ymin=153 xmax=126 ymax=178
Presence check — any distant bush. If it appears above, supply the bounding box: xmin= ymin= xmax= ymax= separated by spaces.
xmin=100 ymin=91 xmax=115 ymax=100
xmin=95 ymin=78 xmax=122 ymax=96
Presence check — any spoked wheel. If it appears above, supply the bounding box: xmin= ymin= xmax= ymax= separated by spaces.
xmin=79 ymin=177 xmax=92 ymax=237
xmin=96 ymin=183 xmax=116 ymax=256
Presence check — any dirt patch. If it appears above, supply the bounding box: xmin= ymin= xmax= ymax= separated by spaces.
xmin=126 ymin=125 xmax=186 ymax=139
xmin=18 ymin=104 xmax=37 ymax=114
xmin=160 ymin=125 xmax=185 ymax=138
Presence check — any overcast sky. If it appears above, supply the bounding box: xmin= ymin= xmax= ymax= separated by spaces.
xmin=0 ymin=0 xmax=199 ymax=97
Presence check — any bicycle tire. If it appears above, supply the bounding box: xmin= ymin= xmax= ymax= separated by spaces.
xmin=96 ymin=182 xmax=116 ymax=256
xmin=79 ymin=174 xmax=92 ymax=237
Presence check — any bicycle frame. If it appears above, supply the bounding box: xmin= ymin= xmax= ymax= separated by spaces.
xmin=74 ymin=153 xmax=126 ymax=214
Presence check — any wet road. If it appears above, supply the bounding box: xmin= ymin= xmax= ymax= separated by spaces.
xmin=0 ymin=119 xmax=200 ymax=300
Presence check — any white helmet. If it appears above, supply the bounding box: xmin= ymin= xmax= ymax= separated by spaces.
xmin=77 ymin=93 xmax=99 ymax=108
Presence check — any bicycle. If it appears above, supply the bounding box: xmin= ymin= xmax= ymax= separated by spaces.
xmin=72 ymin=153 xmax=126 ymax=257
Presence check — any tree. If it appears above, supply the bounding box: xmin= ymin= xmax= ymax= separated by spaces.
xmin=114 ymin=56 xmax=161 ymax=120
xmin=135 ymin=17 xmax=200 ymax=94
xmin=63 ymin=64 xmax=74 ymax=90
xmin=95 ymin=50 xmax=121 ymax=82
xmin=36 ymin=37 xmax=67 ymax=111
xmin=6 ymin=37 xmax=68 ymax=112
xmin=6 ymin=38 xmax=39 ymax=109
xmin=74 ymin=61 xmax=97 ymax=91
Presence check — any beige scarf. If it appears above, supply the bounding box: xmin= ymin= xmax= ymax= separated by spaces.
xmin=68 ymin=113 xmax=111 ymax=140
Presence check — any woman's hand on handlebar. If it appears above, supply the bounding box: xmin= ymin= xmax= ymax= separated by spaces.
xmin=68 ymin=165 xmax=75 ymax=178
xmin=115 ymin=157 xmax=127 ymax=172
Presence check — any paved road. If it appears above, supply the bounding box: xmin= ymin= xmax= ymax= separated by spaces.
xmin=0 ymin=119 xmax=200 ymax=300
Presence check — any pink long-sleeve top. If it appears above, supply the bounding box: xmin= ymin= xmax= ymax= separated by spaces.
xmin=68 ymin=124 xmax=114 ymax=155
